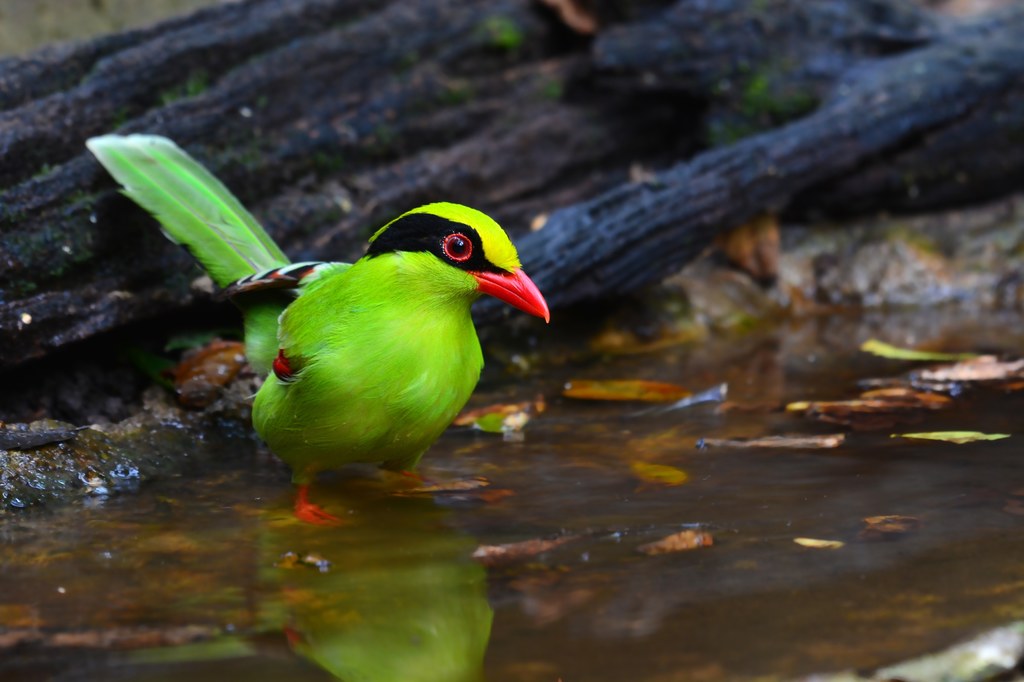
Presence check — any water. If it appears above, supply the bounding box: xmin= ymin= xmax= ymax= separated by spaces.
xmin=2 ymin=310 xmax=1024 ymax=681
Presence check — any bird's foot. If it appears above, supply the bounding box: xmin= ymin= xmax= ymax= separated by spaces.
xmin=294 ymin=484 xmax=343 ymax=526
xmin=400 ymin=469 xmax=427 ymax=483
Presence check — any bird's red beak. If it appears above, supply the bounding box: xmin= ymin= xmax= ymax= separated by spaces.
xmin=471 ymin=268 xmax=550 ymax=323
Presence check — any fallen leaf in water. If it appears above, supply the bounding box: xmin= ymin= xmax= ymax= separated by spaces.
xmin=698 ymin=433 xmax=846 ymax=449
xmin=787 ymin=392 xmax=950 ymax=413
xmin=858 ymin=387 xmax=953 ymax=406
xmin=892 ymin=431 xmax=1011 ymax=444
xmin=793 ymin=537 xmax=845 ymax=549
xmin=787 ymin=388 xmax=951 ymax=430
xmin=473 ymin=535 xmax=579 ymax=567
xmin=463 ymin=411 xmax=505 ymax=433
xmin=859 ymin=515 xmax=922 ymax=541
xmin=564 ymin=379 xmax=691 ymax=402
xmin=170 ymin=340 xmax=247 ymax=408
xmin=637 ymin=530 xmax=713 ymax=555
xmin=715 ymin=213 xmax=779 ymax=281
xmin=454 ymin=397 xmax=544 ymax=438
xmin=916 ymin=355 xmax=1024 ymax=383
xmin=860 ymin=339 xmax=978 ymax=361
xmin=630 ymin=461 xmax=688 ymax=487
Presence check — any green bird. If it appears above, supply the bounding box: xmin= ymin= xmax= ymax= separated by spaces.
xmin=87 ymin=135 xmax=549 ymax=523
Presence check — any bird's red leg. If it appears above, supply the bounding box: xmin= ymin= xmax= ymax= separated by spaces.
xmin=293 ymin=483 xmax=342 ymax=525
xmin=400 ymin=470 xmax=425 ymax=483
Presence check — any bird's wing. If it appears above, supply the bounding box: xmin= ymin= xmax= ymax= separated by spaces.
xmin=220 ymin=261 xmax=351 ymax=299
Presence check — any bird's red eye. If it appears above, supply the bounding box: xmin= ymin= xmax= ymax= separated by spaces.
xmin=442 ymin=233 xmax=472 ymax=262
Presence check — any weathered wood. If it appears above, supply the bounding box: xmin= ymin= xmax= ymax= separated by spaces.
xmin=592 ymin=0 xmax=938 ymax=143
xmin=0 ymin=0 xmax=702 ymax=368
xmin=3 ymin=0 xmax=1024 ymax=368
xmin=0 ymin=0 xmax=577 ymax=366
xmin=481 ymin=5 xmax=1024 ymax=317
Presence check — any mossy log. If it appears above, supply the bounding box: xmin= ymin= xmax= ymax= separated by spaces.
xmin=481 ymin=4 xmax=1024 ymax=316
xmin=0 ymin=0 xmax=692 ymax=368
xmin=2 ymin=0 xmax=1024 ymax=367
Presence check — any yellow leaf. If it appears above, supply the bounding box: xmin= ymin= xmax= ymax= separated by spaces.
xmin=630 ymin=461 xmax=688 ymax=486
xmin=564 ymin=379 xmax=691 ymax=402
xmin=699 ymin=434 xmax=846 ymax=449
xmin=860 ymin=339 xmax=978 ymax=361
xmin=892 ymin=431 xmax=1011 ymax=444
xmin=793 ymin=537 xmax=845 ymax=549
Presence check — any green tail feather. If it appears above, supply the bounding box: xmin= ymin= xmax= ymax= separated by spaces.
xmin=88 ymin=134 xmax=290 ymax=374
xmin=86 ymin=134 xmax=288 ymax=287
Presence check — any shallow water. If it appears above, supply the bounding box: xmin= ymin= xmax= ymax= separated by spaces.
xmin=2 ymin=309 xmax=1024 ymax=681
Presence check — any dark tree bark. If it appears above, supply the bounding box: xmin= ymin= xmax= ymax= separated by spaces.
xmin=483 ymin=5 xmax=1024 ymax=317
xmin=2 ymin=0 xmax=1024 ymax=367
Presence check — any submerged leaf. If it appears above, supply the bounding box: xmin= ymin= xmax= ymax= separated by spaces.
xmin=564 ymin=379 xmax=691 ymax=402
xmin=637 ymin=530 xmax=713 ymax=555
xmin=630 ymin=462 xmax=688 ymax=487
xmin=859 ymin=515 xmax=922 ymax=541
xmin=698 ymin=433 xmax=846 ymax=449
xmin=793 ymin=537 xmax=845 ymax=549
xmin=454 ymin=397 xmax=543 ymax=437
xmin=892 ymin=431 xmax=1010 ymax=444
xmin=860 ymin=339 xmax=978 ymax=361
xmin=472 ymin=535 xmax=579 ymax=567
xmin=787 ymin=388 xmax=951 ymax=430
xmin=917 ymin=355 xmax=1024 ymax=383
xmin=471 ymin=412 xmax=511 ymax=434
